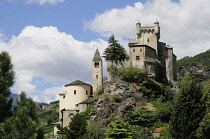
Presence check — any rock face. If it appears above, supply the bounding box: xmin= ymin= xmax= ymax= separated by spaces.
xmin=177 ymin=62 xmax=210 ymax=81
xmin=91 ymin=74 xmax=147 ymax=126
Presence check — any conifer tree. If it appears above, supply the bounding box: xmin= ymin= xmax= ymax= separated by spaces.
xmin=106 ymin=119 xmax=133 ymax=139
xmin=0 ymin=51 xmax=15 ymax=122
xmin=0 ymin=92 xmax=39 ymax=139
xmin=63 ymin=113 xmax=87 ymax=139
xmin=170 ymin=75 xmax=207 ymax=139
xmin=103 ymin=35 xmax=128 ymax=66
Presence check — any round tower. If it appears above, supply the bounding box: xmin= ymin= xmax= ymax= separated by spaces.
xmin=136 ymin=19 xmax=141 ymax=37
xmin=154 ymin=19 xmax=160 ymax=34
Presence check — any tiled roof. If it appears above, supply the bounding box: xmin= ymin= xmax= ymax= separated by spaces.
xmin=65 ymin=80 xmax=91 ymax=87
xmin=153 ymin=127 xmax=166 ymax=133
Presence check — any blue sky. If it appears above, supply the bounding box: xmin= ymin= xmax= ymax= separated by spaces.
xmin=0 ymin=0 xmax=209 ymax=103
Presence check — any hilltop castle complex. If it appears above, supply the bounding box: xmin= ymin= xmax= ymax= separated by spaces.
xmin=54 ymin=20 xmax=177 ymax=136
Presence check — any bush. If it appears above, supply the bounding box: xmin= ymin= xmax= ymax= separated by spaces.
xmin=115 ymin=67 xmax=147 ymax=83
xmin=96 ymin=87 xmax=104 ymax=96
xmin=112 ymin=94 xmax=122 ymax=103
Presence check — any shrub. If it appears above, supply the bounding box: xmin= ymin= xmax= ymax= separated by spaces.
xmin=112 ymin=94 xmax=122 ymax=103
xmin=115 ymin=67 xmax=147 ymax=83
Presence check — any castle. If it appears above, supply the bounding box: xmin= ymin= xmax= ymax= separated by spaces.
xmin=54 ymin=20 xmax=176 ymax=136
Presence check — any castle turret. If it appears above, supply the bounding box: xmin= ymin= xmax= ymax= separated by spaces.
xmin=154 ymin=19 xmax=160 ymax=34
xmin=136 ymin=20 xmax=141 ymax=38
xmin=92 ymin=48 xmax=103 ymax=94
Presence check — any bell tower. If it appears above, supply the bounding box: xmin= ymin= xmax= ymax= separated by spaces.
xmin=92 ymin=48 xmax=103 ymax=94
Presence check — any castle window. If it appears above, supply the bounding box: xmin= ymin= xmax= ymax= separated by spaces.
xmin=133 ymin=49 xmax=135 ymax=52
xmin=96 ymin=75 xmax=98 ymax=79
xmin=86 ymin=90 xmax=88 ymax=95
xmin=136 ymin=56 xmax=140 ymax=60
xmin=140 ymin=49 xmax=142 ymax=52
xmin=147 ymin=38 xmax=149 ymax=42
xmin=74 ymin=90 xmax=76 ymax=95
xmin=95 ymin=62 xmax=99 ymax=67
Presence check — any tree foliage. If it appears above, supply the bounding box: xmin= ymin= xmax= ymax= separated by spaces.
xmin=125 ymin=107 xmax=157 ymax=127
xmin=103 ymin=35 xmax=128 ymax=65
xmin=106 ymin=119 xmax=133 ymax=139
xmin=0 ymin=92 xmax=39 ymax=139
xmin=170 ymin=75 xmax=207 ymax=139
xmin=115 ymin=67 xmax=147 ymax=83
xmin=61 ymin=113 xmax=87 ymax=139
xmin=0 ymin=51 xmax=15 ymax=122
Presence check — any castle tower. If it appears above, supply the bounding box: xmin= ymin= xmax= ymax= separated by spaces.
xmin=92 ymin=48 xmax=103 ymax=94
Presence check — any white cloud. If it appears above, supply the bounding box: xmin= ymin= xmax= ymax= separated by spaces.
xmin=85 ymin=0 xmax=210 ymax=59
xmin=25 ymin=0 xmax=65 ymax=5
xmin=0 ymin=26 xmax=107 ymax=102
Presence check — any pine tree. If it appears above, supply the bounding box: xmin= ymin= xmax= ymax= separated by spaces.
xmin=103 ymin=35 xmax=128 ymax=66
xmin=170 ymin=75 xmax=207 ymax=139
xmin=106 ymin=119 xmax=133 ymax=139
xmin=0 ymin=92 xmax=39 ymax=139
xmin=63 ymin=113 xmax=87 ymax=139
xmin=0 ymin=51 xmax=15 ymax=122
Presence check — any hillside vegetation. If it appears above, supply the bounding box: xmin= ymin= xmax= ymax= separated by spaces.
xmin=177 ymin=49 xmax=210 ymax=67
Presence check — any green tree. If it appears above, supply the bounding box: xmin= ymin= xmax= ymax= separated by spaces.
xmin=106 ymin=119 xmax=133 ymax=139
xmin=195 ymin=86 xmax=210 ymax=138
xmin=0 ymin=92 xmax=39 ymax=139
xmin=84 ymin=119 xmax=105 ymax=139
xmin=170 ymin=75 xmax=207 ymax=139
xmin=0 ymin=51 xmax=15 ymax=122
xmin=62 ymin=113 xmax=87 ymax=139
xmin=125 ymin=107 xmax=157 ymax=127
xmin=103 ymin=35 xmax=128 ymax=66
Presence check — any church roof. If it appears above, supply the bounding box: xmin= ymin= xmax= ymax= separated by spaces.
xmin=92 ymin=48 xmax=102 ymax=61
xmin=65 ymin=80 xmax=91 ymax=87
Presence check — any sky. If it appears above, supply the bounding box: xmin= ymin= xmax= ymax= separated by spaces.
xmin=0 ymin=0 xmax=210 ymax=103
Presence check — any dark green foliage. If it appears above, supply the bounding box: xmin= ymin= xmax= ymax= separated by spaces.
xmin=141 ymin=79 xmax=173 ymax=101
xmin=0 ymin=51 xmax=15 ymax=122
xmin=61 ymin=113 xmax=87 ymax=139
xmin=152 ymin=99 xmax=172 ymax=123
xmin=177 ymin=49 xmax=210 ymax=68
xmin=195 ymin=113 xmax=210 ymax=139
xmin=36 ymin=128 xmax=45 ymax=139
xmin=96 ymin=86 xmax=104 ymax=96
xmin=106 ymin=119 xmax=133 ymax=139
xmin=125 ymin=107 xmax=157 ymax=127
xmin=0 ymin=92 xmax=39 ymax=139
xmin=113 ymin=94 xmax=122 ymax=103
xmin=170 ymin=75 xmax=207 ymax=139
xmin=115 ymin=67 xmax=147 ymax=83
xmin=103 ymin=34 xmax=128 ymax=65
xmin=131 ymin=126 xmax=151 ymax=139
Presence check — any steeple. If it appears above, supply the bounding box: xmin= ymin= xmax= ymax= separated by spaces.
xmin=92 ymin=48 xmax=102 ymax=61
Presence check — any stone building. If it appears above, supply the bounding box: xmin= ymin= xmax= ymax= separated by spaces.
xmin=108 ymin=20 xmax=177 ymax=84
xmin=128 ymin=19 xmax=176 ymax=83
xmin=53 ymin=80 xmax=93 ymax=135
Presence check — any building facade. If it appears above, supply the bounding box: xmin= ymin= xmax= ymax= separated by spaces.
xmin=128 ymin=20 xmax=176 ymax=83
xmin=54 ymin=80 xmax=93 ymax=135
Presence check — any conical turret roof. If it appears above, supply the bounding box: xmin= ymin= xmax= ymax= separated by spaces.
xmin=92 ymin=48 xmax=102 ymax=61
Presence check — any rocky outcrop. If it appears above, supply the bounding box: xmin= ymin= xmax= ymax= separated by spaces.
xmin=91 ymin=74 xmax=147 ymax=126
xmin=177 ymin=62 xmax=210 ymax=81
